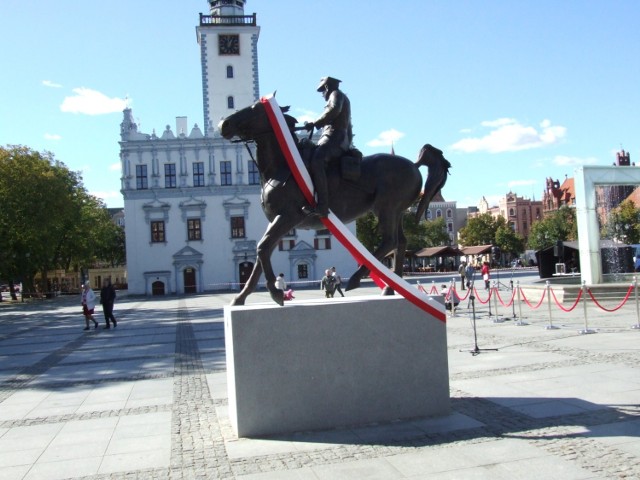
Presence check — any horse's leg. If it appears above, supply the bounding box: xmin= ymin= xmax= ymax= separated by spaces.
xmin=382 ymin=222 xmax=408 ymax=296
xmin=231 ymin=260 xmax=264 ymax=306
xmin=346 ymin=211 xmax=400 ymax=292
xmin=256 ymin=214 xmax=302 ymax=306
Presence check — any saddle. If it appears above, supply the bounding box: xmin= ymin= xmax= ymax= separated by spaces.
xmin=267 ymin=139 xmax=362 ymax=190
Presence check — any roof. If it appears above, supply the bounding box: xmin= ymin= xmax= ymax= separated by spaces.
xmin=460 ymin=245 xmax=493 ymax=255
xmin=414 ymin=246 xmax=462 ymax=257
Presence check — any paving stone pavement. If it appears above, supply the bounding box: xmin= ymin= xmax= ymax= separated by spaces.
xmin=0 ymin=279 xmax=639 ymax=479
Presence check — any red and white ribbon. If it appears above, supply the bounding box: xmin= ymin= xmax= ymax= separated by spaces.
xmin=261 ymin=95 xmax=445 ymax=323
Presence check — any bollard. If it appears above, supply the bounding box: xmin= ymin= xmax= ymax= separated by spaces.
xmin=579 ymin=280 xmax=596 ymax=335
xmin=492 ymin=281 xmax=503 ymax=323
xmin=449 ymin=279 xmax=456 ymax=318
xmin=514 ymin=280 xmax=528 ymax=326
xmin=545 ymin=280 xmax=559 ymax=330
xmin=510 ymin=278 xmax=516 ymax=319
xmin=633 ymin=277 xmax=640 ymax=330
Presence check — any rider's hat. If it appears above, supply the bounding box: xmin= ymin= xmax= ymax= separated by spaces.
xmin=316 ymin=76 xmax=342 ymax=92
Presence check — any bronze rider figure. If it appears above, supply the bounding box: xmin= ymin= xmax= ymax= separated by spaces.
xmin=304 ymin=76 xmax=353 ymax=217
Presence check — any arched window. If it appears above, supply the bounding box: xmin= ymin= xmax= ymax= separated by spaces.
xmin=509 ymin=208 xmax=515 ymax=217
xmin=227 ymin=96 xmax=234 ymax=109
xmin=446 ymin=209 xmax=452 ymax=218
xmin=226 ymin=65 xmax=234 ymax=78
xmin=426 ymin=210 xmax=432 ymax=219
xmin=436 ymin=209 xmax=442 ymax=218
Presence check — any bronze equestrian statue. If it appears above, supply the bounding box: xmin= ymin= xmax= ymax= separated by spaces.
xmin=219 ymin=96 xmax=451 ymax=307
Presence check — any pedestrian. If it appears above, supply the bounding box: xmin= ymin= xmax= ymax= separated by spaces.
xmin=481 ymin=261 xmax=490 ymax=290
xmin=465 ymin=262 xmax=475 ymax=289
xmin=81 ymin=282 xmax=98 ymax=331
xmin=275 ymin=273 xmax=287 ymax=291
xmin=331 ymin=266 xmax=345 ymax=297
xmin=440 ymin=284 xmax=459 ymax=311
xmin=321 ymin=269 xmax=337 ymax=298
xmin=100 ymin=278 xmax=118 ymax=329
xmin=458 ymin=262 xmax=466 ymax=290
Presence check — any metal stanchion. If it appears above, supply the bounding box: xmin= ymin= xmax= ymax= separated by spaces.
xmin=633 ymin=276 xmax=640 ymax=330
xmin=492 ymin=281 xmax=504 ymax=323
xmin=510 ymin=278 xmax=516 ymax=319
xmin=514 ymin=280 xmax=528 ymax=326
xmin=579 ymin=280 xmax=596 ymax=335
xmin=545 ymin=280 xmax=559 ymax=330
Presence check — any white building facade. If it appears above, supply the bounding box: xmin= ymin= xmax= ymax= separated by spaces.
xmin=120 ymin=0 xmax=356 ymax=295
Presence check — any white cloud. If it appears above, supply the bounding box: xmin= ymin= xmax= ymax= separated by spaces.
xmin=42 ymin=80 xmax=62 ymax=88
xmin=92 ymin=190 xmax=122 ymax=203
xmin=60 ymin=87 xmax=127 ymax=115
xmin=451 ymin=118 xmax=567 ymax=154
xmin=293 ymin=108 xmax=316 ymax=125
xmin=366 ymin=128 xmax=405 ymax=148
xmin=109 ymin=162 xmax=121 ymax=171
xmin=553 ymin=155 xmax=598 ymax=166
xmin=507 ymin=179 xmax=537 ymax=188
xmin=44 ymin=133 xmax=61 ymax=140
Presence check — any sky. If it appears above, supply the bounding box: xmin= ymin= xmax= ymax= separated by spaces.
xmin=2 ymin=0 xmax=640 ymax=210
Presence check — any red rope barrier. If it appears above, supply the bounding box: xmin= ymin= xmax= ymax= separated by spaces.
xmin=429 ymin=285 xmax=438 ymax=294
xmin=587 ymin=285 xmax=633 ymax=312
xmin=550 ymin=287 xmax=583 ymax=312
xmin=473 ymin=287 xmax=492 ymax=304
xmin=452 ymin=287 xmax=472 ymax=301
xmin=519 ymin=287 xmax=546 ymax=309
xmin=495 ymin=288 xmax=515 ymax=307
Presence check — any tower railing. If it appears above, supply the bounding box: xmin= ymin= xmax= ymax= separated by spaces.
xmin=199 ymin=13 xmax=257 ymax=26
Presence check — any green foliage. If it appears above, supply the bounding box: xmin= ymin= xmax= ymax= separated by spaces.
xmin=356 ymin=212 xmax=380 ymax=252
xmin=422 ymin=217 xmax=450 ymax=247
xmin=0 ymin=145 xmax=125 ymax=291
xmin=495 ymin=225 xmax=525 ymax=255
xmin=458 ymin=213 xmax=498 ymax=246
xmin=602 ymin=199 xmax=640 ymax=245
xmin=528 ymin=206 xmax=577 ymax=251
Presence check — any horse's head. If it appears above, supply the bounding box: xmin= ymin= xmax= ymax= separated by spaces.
xmin=218 ymin=99 xmax=297 ymax=142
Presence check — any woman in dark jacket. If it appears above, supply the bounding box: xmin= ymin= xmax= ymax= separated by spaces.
xmin=100 ymin=278 xmax=118 ymax=329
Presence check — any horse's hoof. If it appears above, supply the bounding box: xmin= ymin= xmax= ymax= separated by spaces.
xmin=345 ymin=278 xmax=360 ymax=291
xmin=381 ymin=286 xmax=395 ymax=296
xmin=230 ymin=296 xmax=245 ymax=306
xmin=271 ymin=290 xmax=284 ymax=306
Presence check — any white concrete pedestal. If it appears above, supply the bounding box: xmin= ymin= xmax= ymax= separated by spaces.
xmin=224 ymin=295 xmax=449 ymax=437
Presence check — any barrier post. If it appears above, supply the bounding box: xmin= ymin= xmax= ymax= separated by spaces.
xmin=449 ymin=278 xmax=456 ymax=318
xmin=492 ymin=281 xmax=503 ymax=323
xmin=579 ymin=280 xmax=596 ymax=335
xmin=633 ymin=276 xmax=640 ymax=330
xmin=545 ymin=280 xmax=559 ymax=330
xmin=514 ymin=280 xmax=528 ymax=326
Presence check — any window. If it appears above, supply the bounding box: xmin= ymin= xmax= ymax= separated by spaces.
xmin=220 ymin=161 xmax=232 ymax=185
xmin=314 ymin=230 xmax=332 ymax=250
xmin=509 ymin=208 xmax=515 ymax=217
xmin=248 ymin=160 xmax=260 ymax=185
xmin=165 ymin=163 xmax=176 ymax=188
xmin=447 ymin=222 xmax=453 ymax=232
xmin=436 ymin=209 xmax=442 ymax=218
xmin=231 ymin=216 xmax=245 ymax=238
xmin=297 ymin=263 xmax=308 ymax=279
xmin=193 ymin=162 xmax=205 ymax=187
xmin=279 ymin=240 xmax=295 ymax=251
xmin=187 ymin=219 xmax=202 ymax=241
xmin=226 ymin=65 xmax=234 ymax=78
xmin=446 ymin=209 xmax=452 ymax=218
xmin=426 ymin=210 xmax=432 ymax=220
xmin=151 ymin=221 xmax=165 ymax=243
xmin=136 ymin=165 xmax=148 ymax=190
xmin=227 ymin=96 xmax=235 ymax=109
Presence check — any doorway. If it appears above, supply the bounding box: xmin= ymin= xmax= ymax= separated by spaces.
xmin=151 ymin=281 xmax=165 ymax=295
xmin=239 ymin=261 xmax=253 ymax=288
xmin=184 ymin=268 xmax=196 ymax=294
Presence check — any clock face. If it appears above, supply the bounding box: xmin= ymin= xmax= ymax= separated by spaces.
xmin=219 ymin=34 xmax=240 ymax=55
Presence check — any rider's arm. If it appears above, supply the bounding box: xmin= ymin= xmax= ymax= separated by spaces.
xmin=314 ymin=91 xmax=344 ymax=128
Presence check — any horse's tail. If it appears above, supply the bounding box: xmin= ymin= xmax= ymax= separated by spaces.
xmin=414 ymin=144 xmax=451 ymax=222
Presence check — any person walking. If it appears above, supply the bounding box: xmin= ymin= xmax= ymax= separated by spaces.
xmin=275 ymin=273 xmax=287 ymax=291
xmin=331 ymin=266 xmax=345 ymax=297
xmin=81 ymin=282 xmax=99 ymax=331
xmin=458 ymin=262 xmax=466 ymax=290
xmin=481 ymin=261 xmax=491 ymax=290
xmin=100 ymin=278 xmax=118 ymax=329
xmin=465 ymin=262 xmax=475 ymax=289
xmin=321 ymin=269 xmax=337 ymax=298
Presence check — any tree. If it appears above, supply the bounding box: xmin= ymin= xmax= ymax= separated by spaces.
xmin=528 ymin=206 xmax=577 ymax=251
xmin=356 ymin=212 xmax=380 ymax=253
xmin=495 ymin=225 xmax=525 ymax=258
xmin=458 ymin=213 xmax=498 ymax=246
xmin=422 ymin=217 xmax=450 ymax=247
xmin=0 ymin=145 xmax=123 ymax=294
xmin=602 ymin=199 xmax=640 ymax=245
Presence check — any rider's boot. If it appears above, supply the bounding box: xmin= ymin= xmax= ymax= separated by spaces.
xmin=303 ymin=161 xmax=329 ymax=217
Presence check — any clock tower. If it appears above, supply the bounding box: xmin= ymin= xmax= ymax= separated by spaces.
xmin=197 ymin=0 xmax=260 ymax=135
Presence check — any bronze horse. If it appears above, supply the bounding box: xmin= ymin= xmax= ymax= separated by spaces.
xmin=219 ymin=99 xmax=451 ymax=306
